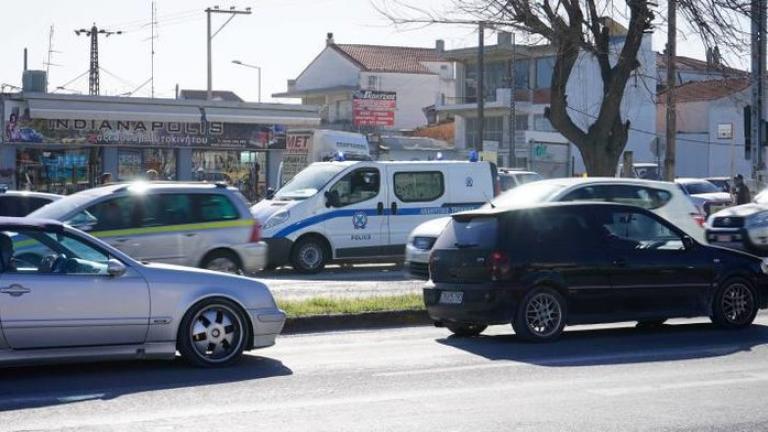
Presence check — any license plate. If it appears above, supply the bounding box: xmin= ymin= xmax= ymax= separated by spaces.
xmin=716 ymin=235 xmax=732 ymax=242
xmin=439 ymin=291 xmax=463 ymax=304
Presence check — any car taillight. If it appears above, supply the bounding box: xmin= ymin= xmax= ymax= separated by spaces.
xmin=488 ymin=250 xmax=511 ymax=280
xmin=691 ymin=213 xmax=706 ymax=228
xmin=249 ymin=221 xmax=262 ymax=243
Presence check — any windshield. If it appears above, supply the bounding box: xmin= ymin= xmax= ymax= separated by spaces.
xmin=28 ymin=191 xmax=99 ymax=220
xmin=486 ymin=182 xmax=566 ymax=209
xmin=275 ymin=163 xmax=347 ymax=200
xmin=682 ymin=181 xmax=720 ymax=195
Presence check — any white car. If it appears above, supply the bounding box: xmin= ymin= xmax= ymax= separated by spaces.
xmin=675 ymin=178 xmax=733 ymax=216
xmin=405 ymin=177 xmax=705 ymax=279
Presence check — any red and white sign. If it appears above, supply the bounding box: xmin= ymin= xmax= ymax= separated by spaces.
xmin=286 ymin=133 xmax=311 ymax=153
xmin=353 ymin=90 xmax=396 ymax=127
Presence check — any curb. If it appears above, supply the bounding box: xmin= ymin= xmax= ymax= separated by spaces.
xmin=282 ymin=309 xmax=433 ymax=334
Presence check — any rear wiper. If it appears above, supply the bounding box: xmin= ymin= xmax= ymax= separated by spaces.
xmin=454 ymin=242 xmax=478 ymax=249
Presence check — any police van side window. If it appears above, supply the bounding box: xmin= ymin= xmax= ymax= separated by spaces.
xmin=327 ymin=169 xmax=380 ymax=207
xmin=394 ymin=171 xmax=444 ymax=202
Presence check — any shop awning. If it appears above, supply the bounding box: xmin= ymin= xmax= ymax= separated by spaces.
xmin=204 ymin=107 xmax=320 ymax=126
xmin=27 ymin=99 xmax=204 ymax=123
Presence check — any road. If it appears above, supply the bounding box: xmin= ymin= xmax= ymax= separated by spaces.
xmin=257 ymin=264 xmax=423 ymax=299
xmin=3 ymin=315 xmax=768 ymax=431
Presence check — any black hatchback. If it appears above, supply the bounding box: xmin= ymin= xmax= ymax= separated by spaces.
xmin=425 ymin=202 xmax=768 ymax=341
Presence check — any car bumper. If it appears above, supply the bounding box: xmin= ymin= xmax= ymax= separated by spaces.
xmin=231 ymin=241 xmax=268 ymax=273
xmin=405 ymin=244 xmax=431 ymax=280
xmin=248 ymin=308 xmax=286 ymax=349
xmin=707 ymin=227 xmax=768 ymax=253
xmin=423 ymin=283 xmax=518 ymax=326
xmin=263 ymin=237 xmax=294 ymax=268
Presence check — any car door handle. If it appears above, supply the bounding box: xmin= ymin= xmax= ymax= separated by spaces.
xmin=377 ymin=202 xmax=384 ymax=215
xmin=0 ymin=285 xmax=30 ymax=297
xmin=391 ymin=202 xmax=398 ymax=215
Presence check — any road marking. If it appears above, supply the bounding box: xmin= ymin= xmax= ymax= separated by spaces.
xmin=373 ymin=345 xmax=741 ymax=377
xmin=590 ymin=373 xmax=768 ymax=396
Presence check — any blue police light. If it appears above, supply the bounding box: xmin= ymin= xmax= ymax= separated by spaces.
xmin=334 ymin=151 xmax=346 ymax=161
xmin=468 ymin=150 xmax=479 ymax=162
xmin=436 ymin=152 xmax=443 ymax=160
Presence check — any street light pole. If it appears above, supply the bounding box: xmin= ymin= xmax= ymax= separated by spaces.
xmin=232 ymin=60 xmax=262 ymax=102
xmin=205 ymin=6 xmax=252 ymax=100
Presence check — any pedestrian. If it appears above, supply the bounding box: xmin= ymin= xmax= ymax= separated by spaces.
xmin=145 ymin=169 xmax=159 ymax=181
xmin=100 ymin=172 xmax=112 ymax=184
xmin=733 ymin=174 xmax=751 ymax=205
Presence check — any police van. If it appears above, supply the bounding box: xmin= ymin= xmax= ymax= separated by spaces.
xmin=252 ymin=160 xmax=496 ymax=273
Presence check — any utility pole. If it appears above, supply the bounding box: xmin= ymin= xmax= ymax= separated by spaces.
xmin=205 ymin=6 xmax=252 ymax=100
xmin=509 ymin=33 xmax=517 ymax=168
xmin=151 ymin=1 xmax=157 ymax=98
xmin=751 ymin=0 xmax=767 ymax=186
xmin=74 ymin=24 xmax=122 ymax=95
xmin=477 ymin=21 xmax=485 ymax=152
xmin=664 ymin=0 xmax=676 ymax=181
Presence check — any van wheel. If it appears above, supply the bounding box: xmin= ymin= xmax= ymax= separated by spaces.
xmin=512 ymin=287 xmax=567 ymax=342
xmin=711 ymin=279 xmax=758 ymax=329
xmin=201 ymin=250 xmax=242 ymax=275
xmin=291 ymin=237 xmax=327 ymax=274
xmin=446 ymin=323 xmax=487 ymax=337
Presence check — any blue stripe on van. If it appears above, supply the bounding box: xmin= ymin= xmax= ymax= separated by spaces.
xmin=271 ymin=203 xmax=483 ymax=238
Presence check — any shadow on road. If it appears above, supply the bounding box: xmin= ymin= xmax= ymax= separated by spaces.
xmin=0 ymin=355 xmax=292 ymax=411
xmin=437 ymin=322 xmax=768 ymax=367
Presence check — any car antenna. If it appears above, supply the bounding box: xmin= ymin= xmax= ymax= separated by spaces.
xmin=481 ymin=190 xmax=496 ymax=209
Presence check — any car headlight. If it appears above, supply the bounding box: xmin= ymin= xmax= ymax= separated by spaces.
xmin=748 ymin=211 xmax=768 ymax=227
xmin=761 ymin=258 xmax=768 ymax=275
xmin=412 ymin=236 xmax=437 ymax=251
xmin=263 ymin=210 xmax=290 ymax=230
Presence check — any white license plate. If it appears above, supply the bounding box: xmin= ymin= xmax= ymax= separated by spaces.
xmin=716 ymin=235 xmax=732 ymax=242
xmin=439 ymin=291 xmax=463 ymax=304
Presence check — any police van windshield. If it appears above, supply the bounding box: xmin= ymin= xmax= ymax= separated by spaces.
xmin=275 ymin=163 xmax=347 ymax=200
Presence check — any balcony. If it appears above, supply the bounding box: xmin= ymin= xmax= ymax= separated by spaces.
xmin=437 ymin=88 xmax=534 ymax=114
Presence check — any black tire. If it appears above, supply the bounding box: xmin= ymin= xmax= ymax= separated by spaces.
xmin=512 ymin=287 xmax=567 ymax=342
xmin=201 ymin=250 xmax=243 ymax=274
xmin=636 ymin=319 xmax=666 ymax=329
xmin=711 ymin=278 xmax=759 ymax=329
xmin=177 ymin=298 xmax=249 ymax=368
xmin=291 ymin=236 xmax=328 ymax=274
xmin=446 ymin=323 xmax=487 ymax=337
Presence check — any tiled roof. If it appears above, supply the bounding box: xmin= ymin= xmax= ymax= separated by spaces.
xmin=656 ymin=53 xmax=746 ymax=76
xmin=331 ymin=44 xmax=442 ymax=74
xmin=657 ymin=78 xmax=750 ymax=103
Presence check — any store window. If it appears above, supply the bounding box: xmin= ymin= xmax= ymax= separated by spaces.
xmin=192 ymin=150 xmax=266 ymax=202
xmin=16 ymin=148 xmax=100 ymax=194
xmin=118 ymin=148 xmax=177 ymax=181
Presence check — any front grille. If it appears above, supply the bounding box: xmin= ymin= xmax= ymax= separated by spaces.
xmin=408 ymin=262 xmax=429 ymax=279
xmin=711 ymin=216 xmax=745 ymax=228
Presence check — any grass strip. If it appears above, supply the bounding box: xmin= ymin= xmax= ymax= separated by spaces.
xmin=277 ymin=293 xmax=425 ymax=318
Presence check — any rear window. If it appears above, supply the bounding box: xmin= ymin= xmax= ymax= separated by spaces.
xmin=434 ymin=216 xmax=498 ymax=250
xmin=560 ymin=185 xmax=672 ymax=210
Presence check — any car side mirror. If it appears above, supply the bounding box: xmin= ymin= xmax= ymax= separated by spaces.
xmin=266 ymin=188 xmax=275 ymax=200
xmin=107 ymin=258 xmax=127 ymax=277
xmin=682 ymin=236 xmax=695 ymax=250
xmin=324 ymin=191 xmax=340 ymax=208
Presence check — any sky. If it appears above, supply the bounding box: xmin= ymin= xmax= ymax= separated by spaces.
xmin=0 ymin=0 xmax=721 ymax=104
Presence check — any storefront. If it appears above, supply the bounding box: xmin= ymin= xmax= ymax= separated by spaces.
xmin=1 ymin=93 xmax=321 ymax=200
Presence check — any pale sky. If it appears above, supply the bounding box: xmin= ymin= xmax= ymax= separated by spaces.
xmin=0 ymin=0 xmax=718 ymax=104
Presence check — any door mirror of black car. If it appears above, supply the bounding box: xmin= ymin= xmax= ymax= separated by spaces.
xmin=682 ymin=236 xmax=696 ymax=250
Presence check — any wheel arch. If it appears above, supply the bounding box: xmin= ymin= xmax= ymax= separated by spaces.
xmin=291 ymin=232 xmax=332 ymax=259
xmin=198 ymin=247 xmax=243 ymax=269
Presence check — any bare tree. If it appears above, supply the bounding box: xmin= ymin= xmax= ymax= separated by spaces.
xmin=378 ymin=0 xmax=751 ymax=176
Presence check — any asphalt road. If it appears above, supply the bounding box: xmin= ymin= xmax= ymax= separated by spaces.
xmin=257 ymin=264 xmax=423 ymax=299
xmin=3 ymin=315 xmax=768 ymax=432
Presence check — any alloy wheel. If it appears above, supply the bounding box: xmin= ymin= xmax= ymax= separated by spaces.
xmin=721 ymin=283 xmax=755 ymax=325
xmin=525 ymin=293 xmax=563 ymax=338
xmin=189 ymin=304 xmax=244 ymax=364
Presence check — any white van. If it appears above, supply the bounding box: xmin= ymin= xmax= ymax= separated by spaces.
xmin=252 ymin=160 xmax=496 ymax=273
xmin=278 ymin=129 xmax=371 ymax=187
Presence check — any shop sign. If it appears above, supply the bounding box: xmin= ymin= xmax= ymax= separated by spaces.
xmin=353 ymin=90 xmax=396 ymax=127
xmin=5 ymin=111 xmax=286 ymax=149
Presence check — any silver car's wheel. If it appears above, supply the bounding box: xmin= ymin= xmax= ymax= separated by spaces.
xmin=178 ymin=299 xmax=248 ymax=367
xmin=201 ymin=250 xmax=242 ymax=275
xmin=712 ymin=280 xmax=758 ymax=329
xmin=512 ymin=287 xmax=567 ymax=342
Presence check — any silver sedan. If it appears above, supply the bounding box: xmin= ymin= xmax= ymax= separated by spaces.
xmin=0 ymin=217 xmax=285 ymax=368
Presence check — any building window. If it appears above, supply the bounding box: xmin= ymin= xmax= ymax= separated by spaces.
xmin=367 ymin=75 xmax=378 ymax=89
xmin=192 ymin=150 xmax=266 ymax=201
xmin=515 ymin=114 xmax=529 ymax=131
xmin=465 ymin=116 xmax=504 ymax=148
xmin=533 ymin=114 xmax=557 ymax=132
xmin=535 ymin=57 xmax=555 ymax=89
xmin=16 ymin=147 xmax=100 ymax=194
xmin=514 ymin=59 xmax=530 ymax=90
xmin=118 ymin=148 xmax=177 ymax=181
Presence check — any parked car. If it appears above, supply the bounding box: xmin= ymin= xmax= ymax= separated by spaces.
xmin=706 ymin=190 xmax=768 ymax=254
xmin=405 ymin=177 xmax=705 ymax=280
xmin=617 ymin=162 xmax=661 ymax=180
xmin=252 ymin=160 xmax=497 ymax=273
xmin=497 ymin=169 xmax=542 ymax=192
xmin=28 ymin=182 xmax=266 ymax=274
xmin=424 ymin=202 xmax=768 ymax=341
xmin=0 ymin=217 xmax=284 ymax=367
xmin=675 ymin=178 xmax=733 ymax=216
xmin=706 ymin=177 xmax=732 ymax=193
xmin=0 ymin=190 xmax=61 ymax=216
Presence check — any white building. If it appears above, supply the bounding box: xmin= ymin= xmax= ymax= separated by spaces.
xmin=273 ymin=33 xmax=455 ymax=131
xmin=657 ymin=78 xmax=753 ymax=178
